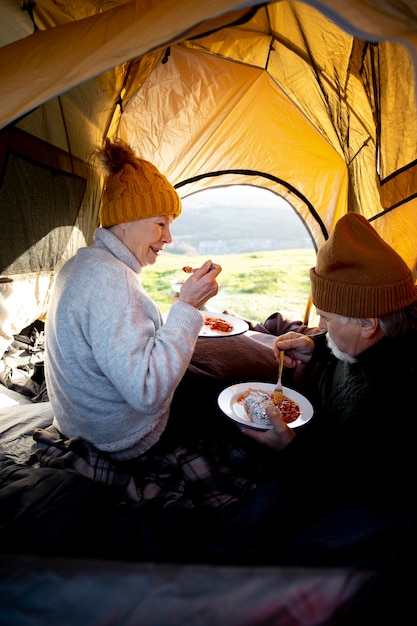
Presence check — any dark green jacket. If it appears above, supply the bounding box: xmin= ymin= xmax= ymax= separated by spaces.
xmin=282 ymin=329 xmax=417 ymax=510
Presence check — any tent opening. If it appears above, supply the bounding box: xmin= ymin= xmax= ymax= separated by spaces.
xmin=142 ymin=185 xmax=316 ymax=324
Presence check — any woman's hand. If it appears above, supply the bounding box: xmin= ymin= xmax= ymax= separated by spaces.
xmin=273 ymin=332 xmax=315 ymax=368
xmin=179 ymin=260 xmax=222 ymax=310
xmin=238 ymin=403 xmax=295 ymax=451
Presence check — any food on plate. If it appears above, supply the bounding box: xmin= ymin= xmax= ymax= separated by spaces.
xmin=243 ymin=391 xmax=274 ymax=425
xmin=239 ymin=388 xmax=301 ymax=424
xmin=204 ymin=316 xmax=233 ymax=333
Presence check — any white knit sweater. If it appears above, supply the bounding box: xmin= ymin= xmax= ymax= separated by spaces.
xmin=45 ymin=228 xmax=204 ymax=460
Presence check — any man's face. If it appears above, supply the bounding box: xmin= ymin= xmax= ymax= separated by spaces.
xmin=315 ymin=308 xmax=362 ymax=362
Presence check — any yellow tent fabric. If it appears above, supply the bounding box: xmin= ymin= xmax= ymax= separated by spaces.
xmin=1 ymin=0 xmax=417 ymax=349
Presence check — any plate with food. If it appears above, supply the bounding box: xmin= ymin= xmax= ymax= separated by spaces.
xmin=199 ymin=311 xmax=249 ymax=338
xmin=217 ymin=381 xmax=314 ymax=430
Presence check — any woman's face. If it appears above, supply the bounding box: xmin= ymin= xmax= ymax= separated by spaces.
xmin=112 ymin=215 xmax=175 ymax=266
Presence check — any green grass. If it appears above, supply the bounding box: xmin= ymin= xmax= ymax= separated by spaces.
xmin=141 ymin=249 xmax=316 ymax=323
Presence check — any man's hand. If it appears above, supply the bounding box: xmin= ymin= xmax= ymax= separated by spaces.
xmin=273 ymin=332 xmax=315 ymax=368
xmin=239 ymin=403 xmax=296 ymax=451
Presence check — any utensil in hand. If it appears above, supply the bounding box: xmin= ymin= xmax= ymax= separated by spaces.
xmin=273 ymin=350 xmax=285 ymax=404
xmin=183 ymin=263 xmax=218 ymax=273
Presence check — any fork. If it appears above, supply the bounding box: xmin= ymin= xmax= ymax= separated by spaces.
xmin=273 ymin=350 xmax=285 ymax=404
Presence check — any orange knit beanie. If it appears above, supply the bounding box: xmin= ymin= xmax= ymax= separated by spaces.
xmin=310 ymin=213 xmax=417 ymax=317
xmin=96 ymin=139 xmax=181 ymax=227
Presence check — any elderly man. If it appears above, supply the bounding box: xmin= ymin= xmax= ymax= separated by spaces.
xmin=241 ymin=213 xmax=417 ymax=520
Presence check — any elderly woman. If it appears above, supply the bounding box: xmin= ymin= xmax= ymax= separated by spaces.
xmin=41 ymin=139 xmax=221 ymax=461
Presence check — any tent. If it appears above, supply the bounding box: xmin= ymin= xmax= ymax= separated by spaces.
xmin=1 ymin=0 xmax=417 ymax=353
xmin=2 ymin=4 xmax=417 ymax=621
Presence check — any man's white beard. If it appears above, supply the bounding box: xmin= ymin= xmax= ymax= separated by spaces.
xmin=326 ymin=333 xmax=357 ymax=363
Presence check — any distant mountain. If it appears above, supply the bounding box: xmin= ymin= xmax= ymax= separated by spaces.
xmin=170 ymin=188 xmax=313 ymax=255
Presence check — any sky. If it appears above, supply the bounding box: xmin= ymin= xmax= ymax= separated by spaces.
xmin=181 ymin=185 xmax=292 ymax=212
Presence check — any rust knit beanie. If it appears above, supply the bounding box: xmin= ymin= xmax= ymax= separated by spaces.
xmin=96 ymin=139 xmax=181 ymax=227
xmin=310 ymin=213 xmax=417 ymax=317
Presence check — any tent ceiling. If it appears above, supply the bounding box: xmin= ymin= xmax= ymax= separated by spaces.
xmin=0 ymin=0 xmax=417 ymax=267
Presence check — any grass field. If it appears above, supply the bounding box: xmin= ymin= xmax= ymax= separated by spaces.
xmin=141 ymin=248 xmax=316 ymax=323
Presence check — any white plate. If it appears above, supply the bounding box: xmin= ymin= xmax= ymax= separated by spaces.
xmin=161 ymin=310 xmax=248 ymax=337
xmin=199 ymin=311 xmax=249 ymax=338
xmin=217 ymin=382 xmax=314 ymax=430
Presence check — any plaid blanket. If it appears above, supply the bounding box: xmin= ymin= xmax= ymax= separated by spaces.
xmin=33 ymin=426 xmax=260 ymax=509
